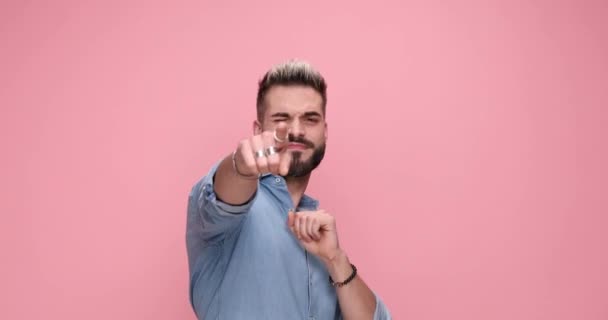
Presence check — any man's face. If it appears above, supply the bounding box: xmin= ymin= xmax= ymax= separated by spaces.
xmin=255 ymin=85 xmax=327 ymax=177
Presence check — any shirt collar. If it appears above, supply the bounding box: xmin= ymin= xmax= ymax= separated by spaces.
xmin=260 ymin=174 xmax=319 ymax=210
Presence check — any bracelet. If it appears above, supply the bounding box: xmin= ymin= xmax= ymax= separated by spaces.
xmin=329 ymin=263 xmax=357 ymax=288
xmin=231 ymin=151 xmax=260 ymax=180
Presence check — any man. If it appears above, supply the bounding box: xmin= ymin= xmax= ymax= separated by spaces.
xmin=186 ymin=60 xmax=391 ymax=319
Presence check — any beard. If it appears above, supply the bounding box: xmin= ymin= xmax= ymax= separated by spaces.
xmin=286 ymin=134 xmax=326 ymax=178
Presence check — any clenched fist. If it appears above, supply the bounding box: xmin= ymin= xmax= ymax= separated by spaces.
xmin=287 ymin=209 xmax=341 ymax=263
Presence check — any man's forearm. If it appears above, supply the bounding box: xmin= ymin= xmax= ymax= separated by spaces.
xmin=324 ymin=250 xmax=377 ymax=320
xmin=213 ymin=153 xmax=258 ymax=205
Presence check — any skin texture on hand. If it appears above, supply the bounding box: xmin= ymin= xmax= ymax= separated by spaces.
xmin=287 ymin=210 xmax=341 ymax=264
xmin=213 ymin=123 xmax=291 ymax=206
xmin=235 ymin=122 xmax=292 ymax=177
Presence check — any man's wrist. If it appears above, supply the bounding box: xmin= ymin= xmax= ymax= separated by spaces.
xmin=323 ymin=249 xmax=352 ymax=282
xmin=231 ymin=151 xmax=260 ymax=180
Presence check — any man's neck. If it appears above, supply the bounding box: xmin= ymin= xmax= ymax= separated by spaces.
xmin=285 ymin=174 xmax=311 ymax=209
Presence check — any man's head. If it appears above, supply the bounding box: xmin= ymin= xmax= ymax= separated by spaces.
xmin=254 ymin=60 xmax=328 ymax=177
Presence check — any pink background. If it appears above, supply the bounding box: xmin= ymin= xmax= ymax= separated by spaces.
xmin=2 ymin=0 xmax=607 ymax=319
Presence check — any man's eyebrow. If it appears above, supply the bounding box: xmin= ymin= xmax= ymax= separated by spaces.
xmin=271 ymin=112 xmax=290 ymax=118
xmin=271 ymin=111 xmax=323 ymax=118
xmin=302 ymin=111 xmax=322 ymax=118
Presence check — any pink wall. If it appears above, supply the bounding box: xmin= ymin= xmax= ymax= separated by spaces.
xmin=2 ymin=0 xmax=607 ymax=319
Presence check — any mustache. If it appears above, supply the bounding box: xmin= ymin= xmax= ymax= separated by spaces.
xmin=288 ymin=134 xmax=315 ymax=148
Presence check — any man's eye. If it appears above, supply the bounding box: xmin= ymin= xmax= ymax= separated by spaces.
xmin=307 ymin=118 xmax=320 ymax=123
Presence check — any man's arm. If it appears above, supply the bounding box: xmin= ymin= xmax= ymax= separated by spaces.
xmin=188 ymin=124 xmax=291 ymax=244
xmin=213 ymin=153 xmax=259 ymax=205
xmin=214 ymin=124 xmax=290 ymax=205
xmin=324 ymin=250 xmax=377 ymax=319
xmin=288 ymin=210 xmax=391 ymax=320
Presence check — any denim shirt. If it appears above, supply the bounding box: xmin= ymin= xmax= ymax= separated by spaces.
xmin=186 ymin=162 xmax=391 ymax=319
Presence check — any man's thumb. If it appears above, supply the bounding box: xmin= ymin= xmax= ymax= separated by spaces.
xmin=287 ymin=211 xmax=295 ymax=227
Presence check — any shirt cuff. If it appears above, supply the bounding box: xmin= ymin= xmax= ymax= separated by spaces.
xmin=199 ymin=160 xmax=258 ymax=216
xmin=373 ymin=291 xmax=392 ymax=320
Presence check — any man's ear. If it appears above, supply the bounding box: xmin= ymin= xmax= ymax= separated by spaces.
xmin=253 ymin=120 xmax=262 ymax=135
xmin=324 ymin=122 xmax=328 ymax=140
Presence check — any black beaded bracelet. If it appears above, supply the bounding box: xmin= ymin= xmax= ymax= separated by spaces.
xmin=329 ymin=263 xmax=357 ymax=288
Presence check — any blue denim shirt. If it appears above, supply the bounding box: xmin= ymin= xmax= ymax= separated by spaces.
xmin=186 ymin=162 xmax=391 ymax=319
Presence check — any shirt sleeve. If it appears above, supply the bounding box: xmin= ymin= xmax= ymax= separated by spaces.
xmin=373 ymin=292 xmax=392 ymax=320
xmin=188 ymin=160 xmax=258 ymax=243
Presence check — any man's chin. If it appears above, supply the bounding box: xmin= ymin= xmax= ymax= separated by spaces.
xmin=287 ymin=149 xmax=311 ymax=159
xmin=286 ymin=143 xmax=326 ymax=177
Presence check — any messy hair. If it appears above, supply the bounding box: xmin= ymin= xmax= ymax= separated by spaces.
xmin=256 ymin=59 xmax=327 ymax=121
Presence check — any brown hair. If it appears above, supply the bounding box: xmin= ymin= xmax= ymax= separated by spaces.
xmin=256 ymin=59 xmax=327 ymax=121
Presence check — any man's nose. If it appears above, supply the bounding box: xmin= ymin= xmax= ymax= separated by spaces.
xmin=289 ymin=119 xmax=305 ymax=138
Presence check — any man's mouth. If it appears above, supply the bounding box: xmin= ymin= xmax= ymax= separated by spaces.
xmin=286 ymin=143 xmax=308 ymax=150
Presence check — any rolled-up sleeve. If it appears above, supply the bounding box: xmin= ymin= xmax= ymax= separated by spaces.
xmin=188 ymin=161 xmax=258 ymax=243
xmin=373 ymin=292 xmax=392 ymax=320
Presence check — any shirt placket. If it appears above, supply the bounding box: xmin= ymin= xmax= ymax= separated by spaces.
xmin=306 ymin=250 xmax=316 ymax=320
xmin=269 ymin=176 xmax=318 ymax=320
